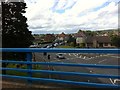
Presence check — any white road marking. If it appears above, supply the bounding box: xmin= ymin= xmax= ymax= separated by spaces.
xmin=98 ymin=59 xmax=107 ymax=64
xmin=69 ymin=53 xmax=71 ymax=56
xmin=83 ymin=56 xmax=86 ymax=59
xmin=109 ymin=78 xmax=115 ymax=85
xmin=50 ymin=59 xmax=61 ymax=62
xmin=101 ymin=54 xmax=120 ymax=58
xmin=74 ymin=54 xmax=77 ymax=57
xmin=109 ymin=78 xmax=120 ymax=85
xmin=110 ymin=56 xmax=120 ymax=58
xmin=84 ymin=57 xmax=95 ymax=60
xmin=90 ymin=70 xmax=93 ymax=73
xmin=63 ymin=53 xmax=67 ymax=55
xmin=79 ymin=55 xmax=82 ymax=58
xmin=114 ymin=79 xmax=120 ymax=84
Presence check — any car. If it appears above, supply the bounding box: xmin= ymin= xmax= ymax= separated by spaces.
xmin=54 ymin=43 xmax=58 ymax=47
xmin=29 ymin=45 xmax=38 ymax=48
xmin=43 ymin=45 xmax=48 ymax=48
xmin=46 ymin=45 xmax=53 ymax=48
xmin=46 ymin=45 xmax=50 ymax=48
xmin=56 ymin=53 xmax=65 ymax=59
xmin=49 ymin=44 xmax=53 ymax=48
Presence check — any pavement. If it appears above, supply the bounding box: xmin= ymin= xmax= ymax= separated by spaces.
xmin=1 ymin=79 xmax=72 ymax=89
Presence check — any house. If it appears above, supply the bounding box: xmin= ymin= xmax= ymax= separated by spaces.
xmin=85 ymin=36 xmax=94 ymax=48
xmin=44 ymin=34 xmax=55 ymax=42
xmin=85 ymin=36 xmax=115 ymax=48
xmin=93 ymin=36 xmax=115 ymax=48
xmin=57 ymin=32 xmax=67 ymax=41
xmin=74 ymin=31 xmax=86 ymax=45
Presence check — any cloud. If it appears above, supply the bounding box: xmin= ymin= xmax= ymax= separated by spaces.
xmin=24 ymin=0 xmax=118 ymax=34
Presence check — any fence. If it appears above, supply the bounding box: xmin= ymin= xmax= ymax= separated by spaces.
xmin=0 ymin=48 xmax=120 ymax=88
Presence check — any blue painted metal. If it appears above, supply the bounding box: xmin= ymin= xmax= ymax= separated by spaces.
xmin=26 ymin=52 xmax=32 ymax=84
xmin=26 ymin=52 xmax=32 ymax=77
xmin=0 ymin=60 xmax=119 ymax=69
xmin=0 ymin=48 xmax=120 ymax=54
xmin=1 ymin=48 xmax=120 ymax=88
xmin=1 ymin=68 xmax=120 ymax=79
xmin=1 ymin=74 xmax=120 ymax=88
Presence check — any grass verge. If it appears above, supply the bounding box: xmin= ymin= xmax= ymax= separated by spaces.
xmin=57 ymin=45 xmax=75 ymax=48
xmin=6 ymin=64 xmax=42 ymax=77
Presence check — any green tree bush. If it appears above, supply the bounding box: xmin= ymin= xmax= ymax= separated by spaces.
xmin=111 ymin=35 xmax=120 ymax=48
xmin=2 ymin=1 xmax=34 ymax=73
xmin=2 ymin=2 xmax=34 ymax=48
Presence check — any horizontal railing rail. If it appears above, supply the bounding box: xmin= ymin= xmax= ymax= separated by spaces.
xmin=1 ymin=74 xmax=119 ymax=88
xmin=1 ymin=60 xmax=119 ymax=69
xmin=1 ymin=68 xmax=120 ymax=79
xmin=1 ymin=48 xmax=120 ymax=88
xmin=0 ymin=48 xmax=119 ymax=53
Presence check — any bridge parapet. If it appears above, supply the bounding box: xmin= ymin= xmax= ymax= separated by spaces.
xmin=0 ymin=48 xmax=120 ymax=88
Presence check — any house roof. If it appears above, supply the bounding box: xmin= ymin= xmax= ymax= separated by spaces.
xmin=85 ymin=36 xmax=94 ymax=43
xmin=85 ymin=36 xmax=111 ymax=43
xmin=94 ymin=36 xmax=111 ymax=43
xmin=44 ymin=34 xmax=55 ymax=41
xmin=74 ymin=32 xmax=86 ymax=37
xmin=58 ymin=32 xmax=66 ymax=38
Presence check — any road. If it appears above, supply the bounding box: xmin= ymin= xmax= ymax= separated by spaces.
xmin=33 ymin=52 xmax=119 ymax=86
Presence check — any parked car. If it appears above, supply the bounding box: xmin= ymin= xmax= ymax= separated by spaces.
xmin=43 ymin=45 xmax=48 ymax=48
xmin=56 ymin=53 xmax=65 ymax=59
xmin=46 ymin=45 xmax=50 ymax=48
xmin=29 ymin=45 xmax=38 ymax=48
xmin=54 ymin=43 xmax=58 ymax=47
xmin=46 ymin=44 xmax=53 ymax=48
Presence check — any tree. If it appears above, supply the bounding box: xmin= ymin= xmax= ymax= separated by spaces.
xmin=77 ymin=29 xmax=83 ymax=33
xmin=85 ymin=30 xmax=96 ymax=36
xmin=79 ymin=43 xmax=85 ymax=48
xmin=2 ymin=1 xmax=34 ymax=73
xmin=111 ymin=35 xmax=120 ymax=48
xmin=0 ymin=6 xmax=1 ymax=74
xmin=2 ymin=2 xmax=34 ymax=48
xmin=67 ymin=35 xmax=76 ymax=47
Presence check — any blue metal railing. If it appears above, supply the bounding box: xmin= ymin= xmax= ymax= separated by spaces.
xmin=0 ymin=48 xmax=120 ymax=88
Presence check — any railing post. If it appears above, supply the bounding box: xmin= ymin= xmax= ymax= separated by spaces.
xmin=26 ymin=52 xmax=32 ymax=84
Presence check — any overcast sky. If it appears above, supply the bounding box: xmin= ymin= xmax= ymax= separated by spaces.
xmin=24 ymin=0 xmax=119 ymax=34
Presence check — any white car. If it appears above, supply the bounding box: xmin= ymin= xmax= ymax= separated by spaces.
xmin=56 ymin=53 xmax=65 ymax=59
xmin=54 ymin=43 xmax=58 ymax=46
xmin=29 ymin=45 xmax=38 ymax=48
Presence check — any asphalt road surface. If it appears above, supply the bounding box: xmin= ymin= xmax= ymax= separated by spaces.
xmin=33 ymin=52 xmax=119 ymax=86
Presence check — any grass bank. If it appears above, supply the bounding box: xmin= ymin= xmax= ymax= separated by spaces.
xmin=6 ymin=64 xmax=42 ymax=78
xmin=57 ymin=45 xmax=75 ymax=48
